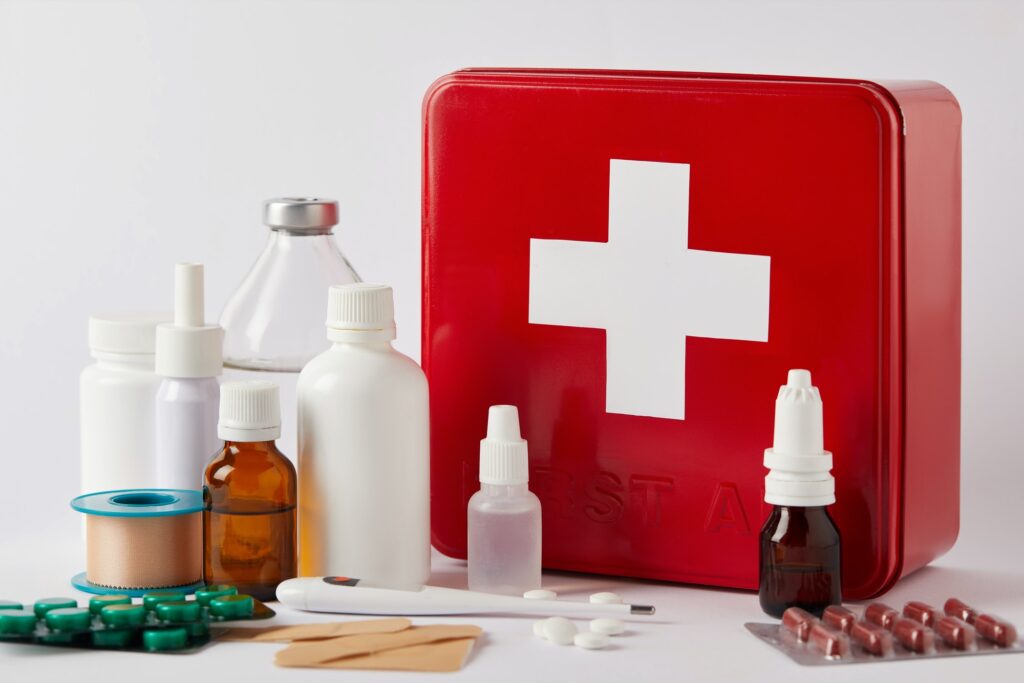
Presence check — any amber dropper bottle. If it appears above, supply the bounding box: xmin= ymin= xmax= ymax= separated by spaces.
xmin=204 ymin=381 xmax=297 ymax=601
xmin=758 ymin=369 xmax=841 ymax=618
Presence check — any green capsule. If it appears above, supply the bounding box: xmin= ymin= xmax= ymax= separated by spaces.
xmin=209 ymin=593 xmax=254 ymax=619
xmin=155 ymin=600 xmax=201 ymax=623
xmin=33 ymin=597 xmax=77 ymax=618
xmin=0 ymin=600 xmax=24 ymax=611
xmin=194 ymin=585 xmax=237 ymax=606
xmin=0 ymin=609 xmax=38 ymax=635
xmin=142 ymin=627 xmax=188 ymax=651
xmin=142 ymin=592 xmax=185 ymax=611
xmin=92 ymin=628 xmax=134 ymax=648
xmin=89 ymin=594 xmax=131 ymax=615
xmin=100 ymin=603 xmax=147 ymax=627
xmin=45 ymin=607 xmax=92 ymax=632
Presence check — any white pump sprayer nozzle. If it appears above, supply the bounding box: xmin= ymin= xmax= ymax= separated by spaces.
xmin=763 ymin=369 xmax=835 ymax=507
xmin=174 ymin=263 xmax=206 ymax=328
xmin=479 ymin=405 xmax=529 ymax=485
xmin=155 ymin=262 xmax=223 ymax=379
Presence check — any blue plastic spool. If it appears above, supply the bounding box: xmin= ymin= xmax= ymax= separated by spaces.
xmin=70 ymin=489 xmax=205 ymax=596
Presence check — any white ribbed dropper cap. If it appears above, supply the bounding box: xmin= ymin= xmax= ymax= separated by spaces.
xmin=763 ymin=369 xmax=835 ymax=506
xmin=218 ymin=381 xmax=281 ymax=442
xmin=479 ymin=405 xmax=530 ymax=485
xmin=155 ymin=263 xmax=224 ymax=378
xmin=325 ymin=283 xmax=396 ymax=341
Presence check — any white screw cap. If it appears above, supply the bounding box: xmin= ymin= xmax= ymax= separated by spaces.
xmin=763 ymin=369 xmax=835 ymax=506
xmin=326 ymin=283 xmax=396 ymax=341
xmin=218 ymin=381 xmax=281 ymax=443
xmin=155 ymin=263 xmax=224 ymax=378
xmin=479 ymin=405 xmax=529 ymax=485
xmin=88 ymin=313 xmax=167 ymax=357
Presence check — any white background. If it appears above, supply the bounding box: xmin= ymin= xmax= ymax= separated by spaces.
xmin=1 ymin=1 xmax=1022 ymax=681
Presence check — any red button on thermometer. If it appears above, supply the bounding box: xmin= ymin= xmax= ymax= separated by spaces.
xmin=276 ymin=577 xmax=656 ymax=617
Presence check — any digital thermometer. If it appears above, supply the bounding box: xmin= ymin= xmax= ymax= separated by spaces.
xmin=276 ymin=577 xmax=656 ymax=617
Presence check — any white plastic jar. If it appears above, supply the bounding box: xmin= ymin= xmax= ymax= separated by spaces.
xmin=80 ymin=314 xmax=166 ymax=493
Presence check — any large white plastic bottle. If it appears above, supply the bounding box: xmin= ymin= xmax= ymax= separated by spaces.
xmin=155 ymin=263 xmax=224 ymax=490
xmin=80 ymin=313 xmax=166 ymax=493
xmin=467 ymin=405 xmax=542 ymax=595
xmin=297 ymin=283 xmax=430 ymax=588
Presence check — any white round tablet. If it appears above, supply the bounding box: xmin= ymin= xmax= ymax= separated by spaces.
xmin=589 ymin=591 xmax=623 ymax=604
xmin=590 ymin=618 xmax=625 ymax=635
xmin=533 ymin=620 xmax=547 ymax=638
xmin=574 ymin=632 xmax=611 ymax=650
xmin=542 ymin=617 xmax=577 ymax=645
xmin=523 ymin=589 xmax=558 ymax=600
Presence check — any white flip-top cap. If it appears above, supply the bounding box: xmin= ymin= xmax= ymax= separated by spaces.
xmin=763 ymin=369 xmax=835 ymax=507
xmin=88 ymin=313 xmax=168 ymax=357
xmin=479 ymin=405 xmax=530 ymax=485
xmin=155 ymin=263 xmax=224 ymax=378
xmin=219 ymin=381 xmax=281 ymax=442
xmin=325 ymin=283 xmax=396 ymax=341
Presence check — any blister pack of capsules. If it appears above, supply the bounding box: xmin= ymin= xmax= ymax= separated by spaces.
xmin=0 ymin=584 xmax=274 ymax=654
xmin=746 ymin=598 xmax=1021 ymax=665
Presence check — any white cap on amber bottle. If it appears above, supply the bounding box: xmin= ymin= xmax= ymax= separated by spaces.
xmin=479 ymin=405 xmax=529 ymax=485
xmin=763 ymin=369 xmax=835 ymax=507
xmin=218 ymin=381 xmax=281 ymax=442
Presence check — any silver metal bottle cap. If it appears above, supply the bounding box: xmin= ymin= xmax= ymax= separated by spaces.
xmin=263 ymin=197 xmax=339 ymax=233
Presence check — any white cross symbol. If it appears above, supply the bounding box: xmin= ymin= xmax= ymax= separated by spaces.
xmin=529 ymin=159 xmax=771 ymax=420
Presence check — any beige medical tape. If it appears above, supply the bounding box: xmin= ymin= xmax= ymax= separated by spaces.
xmin=85 ymin=512 xmax=202 ymax=589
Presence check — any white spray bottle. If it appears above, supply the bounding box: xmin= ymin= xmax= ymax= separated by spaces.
xmin=155 ymin=263 xmax=224 ymax=489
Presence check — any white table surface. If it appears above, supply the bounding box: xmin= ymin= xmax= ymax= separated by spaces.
xmin=2 ymin=515 xmax=1022 ymax=683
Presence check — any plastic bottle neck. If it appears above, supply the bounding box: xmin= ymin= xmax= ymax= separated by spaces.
xmin=479 ymin=482 xmax=531 ymax=497
xmin=93 ymin=352 xmax=156 ymax=371
xmin=329 ymin=333 xmax=395 ymax=347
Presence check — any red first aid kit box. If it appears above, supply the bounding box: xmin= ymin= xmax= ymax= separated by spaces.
xmin=422 ymin=69 xmax=961 ymax=599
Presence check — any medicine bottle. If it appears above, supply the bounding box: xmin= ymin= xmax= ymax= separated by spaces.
xmin=155 ymin=263 xmax=223 ymax=489
xmin=80 ymin=313 xmax=166 ymax=493
xmin=759 ymin=369 xmax=841 ymax=618
xmin=297 ymin=284 xmax=430 ymax=588
xmin=204 ymin=381 xmax=296 ymax=602
xmin=220 ymin=198 xmax=360 ymax=372
xmin=467 ymin=405 xmax=542 ymax=595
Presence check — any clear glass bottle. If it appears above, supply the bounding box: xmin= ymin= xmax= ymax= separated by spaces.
xmin=467 ymin=405 xmax=542 ymax=595
xmin=204 ymin=381 xmax=297 ymax=602
xmin=220 ymin=198 xmax=360 ymax=372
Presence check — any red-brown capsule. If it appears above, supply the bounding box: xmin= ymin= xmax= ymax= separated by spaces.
xmin=809 ymin=621 xmax=851 ymax=658
xmin=903 ymin=601 xmax=939 ymax=628
xmin=893 ymin=617 xmax=935 ymax=653
xmin=781 ymin=606 xmax=817 ymax=642
xmin=865 ymin=603 xmax=900 ymax=630
xmin=935 ymin=616 xmax=975 ymax=650
xmin=851 ymin=620 xmax=895 ymax=657
xmin=975 ymin=614 xmax=1018 ymax=647
xmin=822 ymin=605 xmax=856 ymax=634
xmin=944 ymin=598 xmax=977 ymax=624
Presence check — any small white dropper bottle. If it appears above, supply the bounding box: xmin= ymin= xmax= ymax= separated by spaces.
xmin=467 ymin=405 xmax=542 ymax=596
xmin=155 ymin=263 xmax=224 ymax=489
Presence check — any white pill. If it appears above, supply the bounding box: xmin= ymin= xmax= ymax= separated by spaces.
xmin=574 ymin=632 xmax=611 ymax=650
xmin=532 ymin=620 xmax=547 ymax=638
xmin=542 ymin=617 xmax=577 ymax=645
xmin=524 ymin=589 xmax=558 ymax=600
xmin=589 ymin=592 xmax=623 ymax=604
xmin=590 ymin=618 xmax=625 ymax=635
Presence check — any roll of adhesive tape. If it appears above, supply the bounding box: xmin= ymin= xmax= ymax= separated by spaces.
xmin=70 ymin=489 xmax=204 ymax=595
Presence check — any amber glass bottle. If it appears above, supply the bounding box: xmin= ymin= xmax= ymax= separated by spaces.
xmin=203 ymin=381 xmax=296 ymax=601
xmin=759 ymin=370 xmax=841 ymax=618
xmin=759 ymin=505 xmax=841 ymax=617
